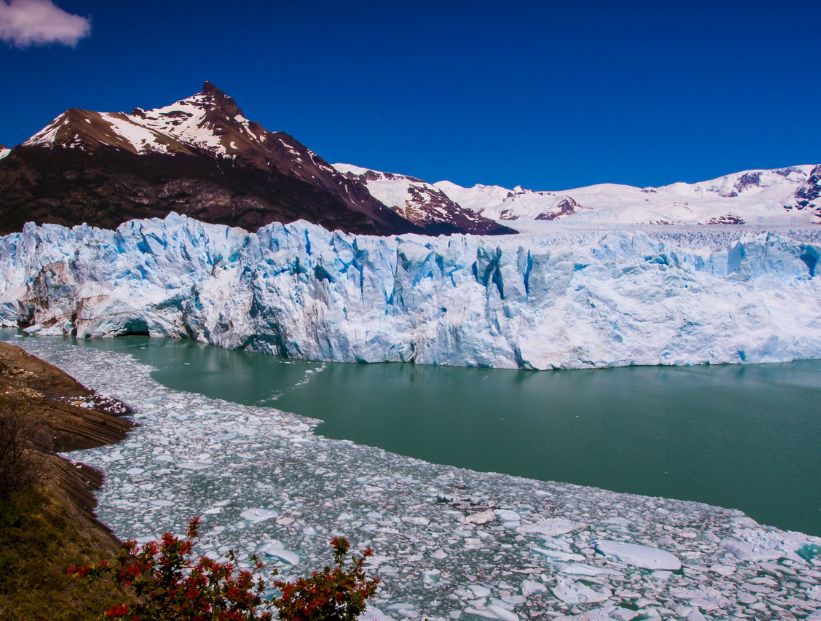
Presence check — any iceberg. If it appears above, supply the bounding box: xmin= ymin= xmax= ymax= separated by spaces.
xmin=1 ymin=214 xmax=819 ymax=369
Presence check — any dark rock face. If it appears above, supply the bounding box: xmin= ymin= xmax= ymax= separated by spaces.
xmin=535 ymin=197 xmax=580 ymax=221
xmin=707 ymin=214 xmax=745 ymax=225
xmin=793 ymin=164 xmax=821 ymax=219
xmin=498 ymin=209 xmax=519 ymax=221
xmin=734 ymin=172 xmax=762 ymax=193
xmin=0 ymin=83 xmax=421 ymax=236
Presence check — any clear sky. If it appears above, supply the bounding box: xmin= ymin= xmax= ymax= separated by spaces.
xmin=1 ymin=0 xmax=819 ymax=190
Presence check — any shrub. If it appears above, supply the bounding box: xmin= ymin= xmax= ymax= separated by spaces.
xmin=273 ymin=536 xmax=379 ymax=621
xmin=67 ymin=517 xmax=379 ymax=621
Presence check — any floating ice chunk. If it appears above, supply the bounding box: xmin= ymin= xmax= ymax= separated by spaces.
xmin=360 ymin=605 xmax=398 ymax=621
xmin=177 ymin=462 xmax=210 ymax=471
xmin=240 ymin=508 xmax=278 ymax=523
xmin=403 ymin=516 xmax=430 ymax=526
xmin=521 ymin=579 xmax=547 ymax=597
xmin=551 ymin=576 xmax=611 ymax=604
xmin=464 ymin=510 xmax=496 ymax=525
xmin=595 ymin=540 xmax=681 ymax=570
xmin=708 ymin=564 xmax=735 ymax=576
xmin=554 ymin=607 xmax=639 ymax=621
xmin=518 ymin=517 xmax=580 ymax=537
xmin=531 ymin=546 xmax=585 ymax=562
xmin=722 ymin=539 xmax=784 ymax=561
xmin=463 ymin=605 xmax=519 ymax=621
xmin=257 ymin=539 xmax=299 ymax=565
xmin=469 ymin=584 xmax=491 ymax=598
xmin=560 ymin=563 xmax=619 ymax=577
xmin=685 ymin=609 xmax=707 ymax=621
xmin=496 ymin=509 xmax=520 ymax=522
xmin=668 ymin=587 xmax=730 ymax=611
xmin=486 ymin=604 xmax=519 ymax=621
xmin=422 ymin=569 xmax=442 ymax=586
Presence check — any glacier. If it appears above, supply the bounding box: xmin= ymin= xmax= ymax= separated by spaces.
xmin=0 ymin=213 xmax=819 ymax=369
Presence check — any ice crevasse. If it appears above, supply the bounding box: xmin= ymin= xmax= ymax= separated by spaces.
xmin=0 ymin=213 xmax=819 ymax=370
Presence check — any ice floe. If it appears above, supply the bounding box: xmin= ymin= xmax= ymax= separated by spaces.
xmin=19 ymin=341 xmax=821 ymax=620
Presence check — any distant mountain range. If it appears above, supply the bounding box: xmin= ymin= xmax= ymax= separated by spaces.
xmin=336 ymin=164 xmax=821 ymax=232
xmin=0 ymin=83 xmax=817 ymax=236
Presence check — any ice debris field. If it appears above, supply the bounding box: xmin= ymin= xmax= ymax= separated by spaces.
xmin=1 ymin=214 xmax=820 ymax=370
xmin=19 ymin=340 xmax=820 ymax=621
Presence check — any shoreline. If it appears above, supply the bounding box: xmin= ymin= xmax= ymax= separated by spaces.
xmin=6 ymin=329 xmax=821 ymax=373
xmin=23 ymin=339 xmax=821 ymax=621
xmin=0 ymin=342 xmax=134 ymax=619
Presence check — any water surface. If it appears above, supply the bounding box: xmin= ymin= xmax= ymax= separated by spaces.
xmin=4 ymin=331 xmax=819 ymax=535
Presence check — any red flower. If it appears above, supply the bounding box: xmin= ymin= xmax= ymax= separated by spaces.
xmin=105 ymin=603 xmax=129 ymax=617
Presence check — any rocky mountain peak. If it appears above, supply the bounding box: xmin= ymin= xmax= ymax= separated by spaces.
xmin=2 ymin=87 xmax=426 ymax=236
xmin=195 ymin=81 xmax=243 ymax=117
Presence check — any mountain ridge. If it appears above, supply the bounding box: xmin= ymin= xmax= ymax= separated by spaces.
xmin=2 ymin=84 xmax=817 ymax=235
xmin=428 ymin=164 xmax=821 ymax=230
xmin=0 ymin=84 xmax=440 ymax=236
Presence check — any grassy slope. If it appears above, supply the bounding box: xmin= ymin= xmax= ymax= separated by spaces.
xmin=0 ymin=343 xmax=133 ymax=620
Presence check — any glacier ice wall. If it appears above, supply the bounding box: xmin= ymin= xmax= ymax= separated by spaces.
xmin=0 ymin=214 xmax=819 ymax=369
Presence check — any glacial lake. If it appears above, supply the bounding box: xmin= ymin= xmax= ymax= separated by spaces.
xmin=4 ymin=331 xmax=819 ymax=535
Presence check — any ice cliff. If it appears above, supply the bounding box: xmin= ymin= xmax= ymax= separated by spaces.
xmin=1 ymin=214 xmax=819 ymax=369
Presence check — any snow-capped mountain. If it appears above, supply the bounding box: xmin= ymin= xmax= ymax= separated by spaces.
xmin=2 ymin=82 xmax=817 ymax=237
xmin=435 ymin=181 xmax=587 ymax=224
xmin=333 ymin=163 xmax=514 ymax=235
xmin=434 ymin=166 xmax=820 ymax=230
xmin=1 ymin=214 xmax=818 ymax=369
xmin=0 ymin=83 xmax=423 ymax=236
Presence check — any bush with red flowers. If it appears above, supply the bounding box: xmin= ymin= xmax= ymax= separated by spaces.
xmin=272 ymin=536 xmax=379 ymax=621
xmin=67 ymin=517 xmax=379 ymax=621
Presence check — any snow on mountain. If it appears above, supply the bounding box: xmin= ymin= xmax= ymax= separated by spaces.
xmin=333 ymin=163 xmax=514 ymax=235
xmin=22 ymin=83 xmax=255 ymax=157
xmin=2 ymin=83 xmax=420 ymax=236
xmin=434 ymin=165 xmax=820 ymax=230
xmin=0 ymin=145 xmax=10 ymax=160
xmin=2 ymin=214 xmax=818 ymax=370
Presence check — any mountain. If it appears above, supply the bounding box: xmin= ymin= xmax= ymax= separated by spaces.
xmin=0 ymin=83 xmax=422 ymax=236
xmin=333 ymin=164 xmax=514 ymax=235
xmin=434 ymin=166 xmax=821 ymax=231
xmin=2 ymin=83 xmax=816 ymax=236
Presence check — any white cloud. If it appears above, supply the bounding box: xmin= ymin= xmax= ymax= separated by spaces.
xmin=0 ymin=0 xmax=90 ymax=47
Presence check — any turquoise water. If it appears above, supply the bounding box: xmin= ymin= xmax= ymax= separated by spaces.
xmin=4 ymin=331 xmax=819 ymax=535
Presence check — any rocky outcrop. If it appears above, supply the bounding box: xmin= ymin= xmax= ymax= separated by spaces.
xmin=793 ymin=164 xmax=821 ymax=218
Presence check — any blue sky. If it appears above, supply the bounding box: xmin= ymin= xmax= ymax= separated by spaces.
xmin=1 ymin=0 xmax=819 ymax=189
